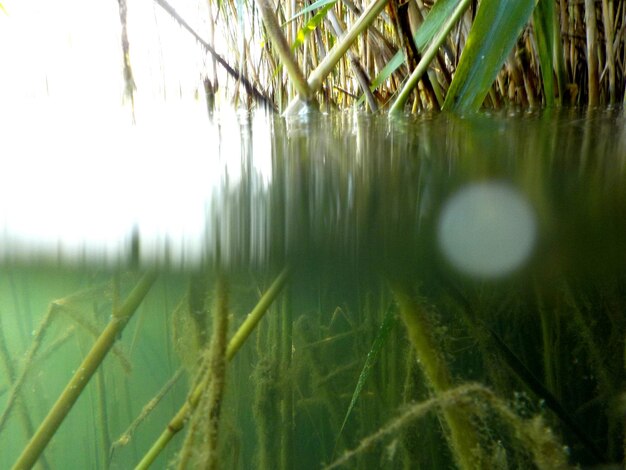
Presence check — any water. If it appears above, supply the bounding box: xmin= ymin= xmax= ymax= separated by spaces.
xmin=1 ymin=110 xmax=625 ymax=469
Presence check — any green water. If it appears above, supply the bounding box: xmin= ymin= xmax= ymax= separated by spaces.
xmin=1 ymin=110 xmax=625 ymax=469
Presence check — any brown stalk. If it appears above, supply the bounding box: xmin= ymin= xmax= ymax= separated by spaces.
xmin=585 ymin=0 xmax=600 ymax=106
xmin=601 ymin=0 xmax=616 ymax=103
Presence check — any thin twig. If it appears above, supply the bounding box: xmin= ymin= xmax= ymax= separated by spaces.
xmin=152 ymin=0 xmax=276 ymax=110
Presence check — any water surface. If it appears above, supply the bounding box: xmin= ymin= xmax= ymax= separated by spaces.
xmin=1 ymin=109 xmax=625 ymax=469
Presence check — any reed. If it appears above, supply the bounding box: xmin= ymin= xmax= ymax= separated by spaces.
xmin=139 ymin=0 xmax=626 ymax=112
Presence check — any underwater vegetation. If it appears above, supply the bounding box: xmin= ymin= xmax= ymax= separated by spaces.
xmin=2 ymin=0 xmax=626 ymax=466
xmin=0 ymin=111 xmax=625 ymax=469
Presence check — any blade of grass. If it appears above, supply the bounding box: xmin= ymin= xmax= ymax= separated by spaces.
xmin=390 ymin=0 xmax=471 ymax=114
xmin=533 ymin=0 xmax=557 ymax=107
xmin=357 ymin=0 xmax=463 ymax=107
xmin=443 ymin=0 xmax=536 ymax=113
xmin=284 ymin=0 xmax=336 ymax=24
xmin=291 ymin=2 xmax=335 ymax=51
xmin=413 ymin=0 xmax=465 ymax=51
xmin=332 ymin=304 xmax=396 ymax=457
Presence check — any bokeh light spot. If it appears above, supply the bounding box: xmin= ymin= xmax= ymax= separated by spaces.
xmin=437 ymin=181 xmax=536 ymax=278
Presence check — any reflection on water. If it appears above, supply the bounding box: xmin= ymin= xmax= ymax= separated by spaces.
xmin=1 ymin=109 xmax=626 ymax=469
xmin=2 ymin=108 xmax=626 ymax=280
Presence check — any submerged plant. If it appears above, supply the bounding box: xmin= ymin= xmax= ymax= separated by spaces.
xmin=325 ymin=383 xmax=571 ymax=470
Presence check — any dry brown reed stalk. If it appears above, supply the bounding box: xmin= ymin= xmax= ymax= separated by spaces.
xmin=601 ymin=0 xmax=617 ymax=103
xmin=284 ymin=0 xmax=389 ymax=114
xmin=117 ymin=0 xmax=136 ymax=115
xmin=153 ymin=0 xmax=275 ymax=109
xmin=326 ymin=10 xmax=379 ymax=111
xmin=584 ymin=0 xmax=600 ymax=106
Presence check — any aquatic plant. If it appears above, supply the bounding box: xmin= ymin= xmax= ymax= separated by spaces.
xmin=1 ymin=112 xmax=625 ymax=470
xmin=133 ymin=0 xmax=626 ymax=112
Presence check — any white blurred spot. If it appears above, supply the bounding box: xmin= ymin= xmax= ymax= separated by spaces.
xmin=437 ymin=181 xmax=536 ymax=278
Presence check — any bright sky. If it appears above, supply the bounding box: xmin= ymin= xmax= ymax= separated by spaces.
xmin=0 ymin=0 xmax=272 ymax=266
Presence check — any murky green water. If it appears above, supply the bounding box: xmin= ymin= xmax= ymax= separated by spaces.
xmin=1 ymin=110 xmax=625 ymax=469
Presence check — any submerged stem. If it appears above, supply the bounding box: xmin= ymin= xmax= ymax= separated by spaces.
xmin=11 ymin=271 xmax=158 ymax=470
xmin=390 ymin=281 xmax=480 ymax=470
xmin=135 ymin=267 xmax=290 ymax=469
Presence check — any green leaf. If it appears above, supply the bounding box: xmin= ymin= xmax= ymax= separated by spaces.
xmin=290 ymin=2 xmax=334 ymax=51
xmin=333 ymin=304 xmax=396 ymax=453
xmin=533 ymin=0 xmax=556 ymax=107
xmin=356 ymin=0 xmax=464 ymax=107
xmin=533 ymin=0 xmax=565 ymax=107
xmin=443 ymin=0 xmax=536 ymax=113
xmin=284 ymin=0 xmax=336 ymax=25
xmin=413 ymin=0 xmax=464 ymax=51
xmin=373 ymin=51 xmax=405 ymax=90
xmin=390 ymin=0 xmax=471 ymax=113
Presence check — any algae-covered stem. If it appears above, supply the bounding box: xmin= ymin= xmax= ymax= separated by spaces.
xmin=135 ymin=267 xmax=290 ymax=470
xmin=389 ymin=280 xmax=481 ymax=470
xmin=0 ymin=304 xmax=56 ymax=436
xmin=12 ymin=271 xmax=158 ymax=470
xmin=176 ymin=275 xmax=229 ymax=470
xmin=279 ymin=292 xmax=294 ymax=470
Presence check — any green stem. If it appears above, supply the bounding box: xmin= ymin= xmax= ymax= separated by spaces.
xmin=390 ymin=281 xmax=480 ymax=470
xmin=135 ymin=267 xmax=290 ymax=469
xmin=0 ymin=304 xmax=56 ymax=435
xmin=12 ymin=271 xmax=158 ymax=470
xmin=256 ymin=0 xmax=313 ymax=102
xmin=226 ymin=267 xmax=290 ymax=360
xmin=284 ymin=0 xmax=389 ymax=114
xmin=279 ymin=292 xmax=293 ymax=470
xmin=390 ymin=0 xmax=471 ymax=114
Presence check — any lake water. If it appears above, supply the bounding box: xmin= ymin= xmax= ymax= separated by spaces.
xmin=1 ymin=109 xmax=625 ymax=469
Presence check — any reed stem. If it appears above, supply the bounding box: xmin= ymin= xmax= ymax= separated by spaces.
xmin=12 ymin=271 xmax=158 ymax=470
xmin=135 ymin=267 xmax=290 ymax=469
xmin=390 ymin=281 xmax=480 ymax=470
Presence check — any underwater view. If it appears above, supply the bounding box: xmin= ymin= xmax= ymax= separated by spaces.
xmin=4 ymin=0 xmax=626 ymax=466
xmin=1 ymin=110 xmax=625 ymax=469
